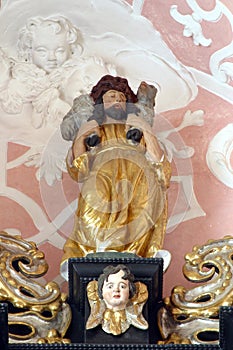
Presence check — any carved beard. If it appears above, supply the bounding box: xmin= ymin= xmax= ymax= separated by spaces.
xmin=105 ymin=105 xmax=127 ymax=121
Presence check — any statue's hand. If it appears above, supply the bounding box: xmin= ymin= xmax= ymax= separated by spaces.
xmin=72 ymin=120 xmax=100 ymax=158
xmin=126 ymin=127 xmax=143 ymax=144
xmin=127 ymin=114 xmax=163 ymax=162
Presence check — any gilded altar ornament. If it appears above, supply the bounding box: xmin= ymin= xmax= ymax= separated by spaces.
xmin=86 ymin=264 xmax=148 ymax=335
xmin=0 ymin=231 xmax=71 ymax=343
xmin=158 ymin=236 xmax=233 ymax=345
xmin=60 ymin=75 xmax=171 ymax=273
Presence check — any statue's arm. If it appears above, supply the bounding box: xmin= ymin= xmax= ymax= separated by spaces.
xmin=126 ymin=113 xmax=171 ymax=188
xmin=152 ymin=155 xmax=172 ymax=189
xmin=66 ymin=120 xmax=100 ymax=182
xmin=126 ymin=113 xmax=164 ymax=161
xmin=66 ymin=148 xmax=90 ymax=182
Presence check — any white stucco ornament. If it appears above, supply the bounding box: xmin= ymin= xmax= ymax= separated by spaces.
xmin=206 ymin=124 xmax=233 ymax=189
xmin=170 ymin=0 xmax=233 ymax=103
xmin=0 ymin=0 xmax=197 ymax=120
xmin=0 ymin=0 xmax=198 ymax=185
xmin=0 ymin=0 xmax=204 ymax=279
xmin=170 ymin=5 xmax=212 ymax=47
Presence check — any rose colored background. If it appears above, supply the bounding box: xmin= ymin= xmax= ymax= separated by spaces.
xmin=0 ymin=0 xmax=233 ymax=298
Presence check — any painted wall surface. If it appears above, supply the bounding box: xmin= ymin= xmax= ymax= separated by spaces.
xmin=0 ymin=0 xmax=232 ymax=297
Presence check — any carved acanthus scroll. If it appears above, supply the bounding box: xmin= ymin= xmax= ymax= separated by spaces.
xmin=0 ymin=231 xmax=71 ymax=343
xmin=158 ymin=236 xmax=233 ymax=345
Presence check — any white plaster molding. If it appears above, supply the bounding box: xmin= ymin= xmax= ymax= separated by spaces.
xmin=171 ymin=1 xmax=233 ymax=84
xmin=0 ymin=185 xmax=50 ymax=232
xmin=0 ymin=0 xmax=8 ymax=9
xmin=170 ymin=5 xmax=212 ymax=47
xmin=0 ymin=141 xmax=50 ymax=234
xmin=0 ymin=139 xmax=7 ymax=185
xmin=0 ymin=0 xmax=205 ymax=262
xmin=153 ymin=109 xmax=206 ymax=233
xmin=207 ymin=1 xmax=233 ymax=83
xmin=186 ymin=0 xmax=223 ymax=21
xmin=0 ymin=0 xmax=198 ymax=188
xmin=189 ymin=67 xmax=233 ymax=105
xmin=132 ymin=0 xmax=145 ymax=15
xmin=0 ymin=0 xmax=198 ymax=114
xmin=157 ymin=109 xmax=204 ymax=162
xmin=210 ymin=43 xmax=233 ymax=83
xmin=206 ymin=123 xmax=233 ymax=189
xmin=167 ymin=175 xmax=206 ymax=232
xmin=28 ymin=199 xmax=77 ymax=248
xmin=154 ymin=110 xmax=206 ymax=233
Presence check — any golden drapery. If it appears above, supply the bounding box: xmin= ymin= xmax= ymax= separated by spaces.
xmin=62 ymin=123 xmax=171 ymax=263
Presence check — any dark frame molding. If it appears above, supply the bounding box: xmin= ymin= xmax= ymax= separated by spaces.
xmin=67 ymin=257 xmax=163 ymax=344
xmin=0 ymin=274 xmax=231 ymax=350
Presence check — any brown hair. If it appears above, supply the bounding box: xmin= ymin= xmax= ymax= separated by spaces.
xmin=90 ymin=75 xmax=138 ymax=105
xmin=97 ymin=264 xmax=136 ymax=299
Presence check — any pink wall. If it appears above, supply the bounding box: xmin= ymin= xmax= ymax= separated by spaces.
xmin=140 ymin=0 xmax=233 ymax=295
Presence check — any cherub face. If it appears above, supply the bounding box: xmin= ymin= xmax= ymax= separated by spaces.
xmin=31 ymin=27 xmax=71 ymax=73
xmin=102 ymin=270 xmax=130 ymax=311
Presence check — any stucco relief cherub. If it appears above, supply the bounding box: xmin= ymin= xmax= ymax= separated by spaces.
xmin=0 ymin=15 xmax=115 ymax=128
xmin=86 ymin=264 xmax=148 ymax=335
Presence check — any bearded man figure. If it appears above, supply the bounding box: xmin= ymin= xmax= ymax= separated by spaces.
xmin=60 ymin=75 xmax=171 ymax=277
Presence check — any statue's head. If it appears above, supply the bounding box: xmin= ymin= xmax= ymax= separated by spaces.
xmin=89 ymin=75 xmax=138 ymax=122
xmin=98 ymin=264 xmax=136 ymax=311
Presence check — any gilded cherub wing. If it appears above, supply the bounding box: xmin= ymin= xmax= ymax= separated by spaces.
xmin=131 ymin=281 xmax=149 ymax=304
xmin=126 ymin=281 xmax=149 ymax=330
xmin=86 ymin=280 xmax=105 ymax=330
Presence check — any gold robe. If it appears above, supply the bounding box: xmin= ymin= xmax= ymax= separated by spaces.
xmin=62 ymin=123 xmax=171 ymax=262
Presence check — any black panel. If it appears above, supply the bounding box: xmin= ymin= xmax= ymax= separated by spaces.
xmin=0 ymin=303 xmax=8 ymax=350
xmin=68 ymin=256 xmax=163 ymax=344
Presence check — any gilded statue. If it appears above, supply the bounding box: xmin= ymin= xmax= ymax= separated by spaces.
xmin=60 ymin=75 xmax=171 ymax=276
xmin=86 ymin=264 xmax=148 ymax=335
